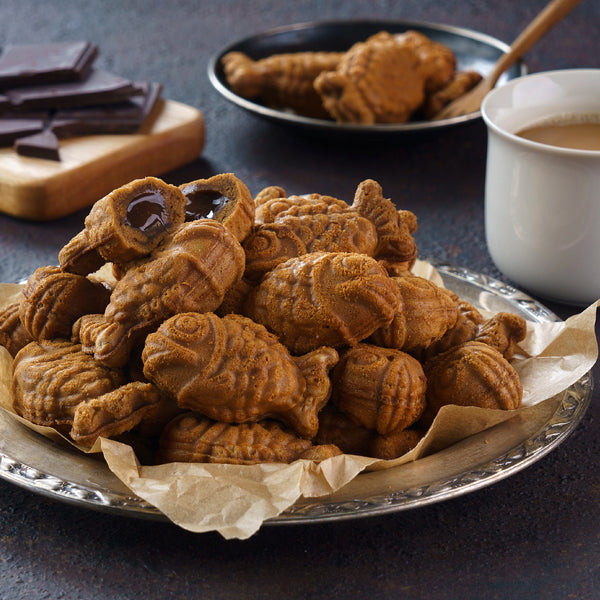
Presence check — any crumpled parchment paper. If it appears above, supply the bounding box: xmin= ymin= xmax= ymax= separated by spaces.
xmin=0 ymin=263 xmax=597 ymax=539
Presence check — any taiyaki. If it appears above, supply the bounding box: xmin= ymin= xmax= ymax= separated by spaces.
xmin=12 ymin=340 xmax=126 ymax=431
xmin=59 ymin=176 xmax=187 ymax=275
xmin=242 ymin=179 xmax=418 ymax=280
xmin=314 ymin=36 xmax=425 ymax=124
xmin=243 ymin=251 xmax=401 ymax=355
xmin=331 ymin=343 xmax=427 ymax=435
xmin=221 ymin=50 xmax=342 ymax=119
xmin=156 ymin=414 xmax=341 ymax=465
xmin=315 ymin=403 xmax=423 ymax=460
xmin=179 ymin=172 xmax=255 ymax=243
xmin=424 ymin=341 xmax=523 ymax=420
xmin=75 ymin=219 xmax=245 ymax=367
xmin=0 ymin=301 xmax=33 ymax=357
xmin=371 ymin=30 xmax=456 ymax=94
xmin=142 ymin=312 xmax=339 ymax=438
xmin=370 ymin=272 xmax=459 ymax=356
xmin=19 ymin=266 xmax=111 ymax=341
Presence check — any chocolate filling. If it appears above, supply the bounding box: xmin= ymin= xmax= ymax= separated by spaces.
xmin=125 ymin=191 xmax=170 ymax=237
xmin=181 ymin=187 xmax=230 ymax=221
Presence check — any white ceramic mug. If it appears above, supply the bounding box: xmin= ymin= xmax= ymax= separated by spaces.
xmin=481 ymin=69 xmax=600 ymax=305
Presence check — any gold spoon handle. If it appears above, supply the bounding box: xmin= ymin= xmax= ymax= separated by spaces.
xmin=487 ymin=0 xmax=583 ymax=87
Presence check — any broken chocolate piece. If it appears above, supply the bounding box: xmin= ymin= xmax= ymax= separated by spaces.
xmin=3 ymin=69 xmax=144 ymax=110
xmin=14 ymin=128 xmax=60 ymax=161
xmin=0 ymin=116 xmax=45 ymax=145
xmin=0 ymin=41 xmax=98 ymax=89
xmin=50 ymin=82 xmax=163 ymax=137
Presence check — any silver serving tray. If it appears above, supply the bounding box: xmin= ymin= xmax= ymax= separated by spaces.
xmin=208 ymin=19 xmax=527 ymax=136
xmin=0 ymin=262 xmax=592 ymax=525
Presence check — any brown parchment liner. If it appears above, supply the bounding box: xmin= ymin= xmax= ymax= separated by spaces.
xmin=0 ymin=262 xmax=597 ymax=540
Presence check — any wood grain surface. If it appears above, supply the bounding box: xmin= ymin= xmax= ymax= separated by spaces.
xmin=0 ymin=98 xmax=205 ymax=220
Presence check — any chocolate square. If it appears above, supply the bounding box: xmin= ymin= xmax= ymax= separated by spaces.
xmin=4 ymin=69 xmax=144 ymax=110
xmin=50 ymin=81 xmax=163 ymax=137
xmin=0 ymin=41 xmax=98 ymax=89
xmin=14 ymin=128 xmax=60 ymax=161
xmin=0 ymin=116 xmax=46 ymax=145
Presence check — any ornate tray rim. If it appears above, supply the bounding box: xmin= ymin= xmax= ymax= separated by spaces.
xmin=0 ymin=261 xmax=592 ymax=526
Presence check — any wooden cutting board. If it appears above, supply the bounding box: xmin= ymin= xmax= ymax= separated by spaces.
xmin=0 ymin=98 xmax=205 ymax=220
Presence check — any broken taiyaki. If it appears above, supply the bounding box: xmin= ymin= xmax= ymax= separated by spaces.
xmin=75 ymin=219 xmax=245 ymax=368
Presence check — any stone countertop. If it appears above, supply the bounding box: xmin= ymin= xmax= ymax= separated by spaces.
xmin=0 ymin=1 xmax=598 ymax=598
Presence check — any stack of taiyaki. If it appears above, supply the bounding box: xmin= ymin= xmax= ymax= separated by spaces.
xmin=0 ymin=172 xmax=526 ymax=467
xmin=221 ymin=30 xmax=483 ymax=124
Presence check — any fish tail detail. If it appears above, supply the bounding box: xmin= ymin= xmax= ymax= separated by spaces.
xmin=288 ymin=347 xmax=339 ymax=438
xmin=352 ymin=179 xmax=418 ymax=267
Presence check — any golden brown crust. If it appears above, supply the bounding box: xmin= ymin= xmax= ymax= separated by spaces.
xmin=70 ymin=381 xmax=163 ymax=447
xmin=12 ymin=340 xmax=126 ymax=429
xmin=221 ymin=50 xmax=341 ymax=119
xmin=179 ymin=173 xmax=255 ymax=243
xmin=156 ymin=414 xmax=341 ymax=465
xmin=142 ymin=312 xmax=338 ymax=438
xmin=351 ymin=179 xmax=418 ymax=270
xmin=421 ymin=70 xmax=483 ymax=119
xmin=19 ymin=266 xmax=111 ymax=341
xmin=59 ymin=177 xmax=187 ymax=274
xmin=475 ymin=312 xmax=527 ymax=360
xmin=243 ymin=189 xmax=379 ymax=280
xmin=420 ymin=299 xmax=485 ymax=362
xmin=314 ymin=37 xmax=425 ymax=124
xmin=243 ymin=251 xmax=401 ymax=355
xmin=82 ymin=219 xmax=245 ymax=367
xmin=370 ymin=274 xmax=459 ymax=355
xmin=424 ymin=341 xmax=523 ymax=417
xmin=315 ymin=403 xmax=423 ymax=459
xmin=0 ymin=301 xmax=33 ymax=357
xmin=385 ymin=30 xmax=456 ymax=93
xmin=331 ymin=343 xmax=427 ymax=435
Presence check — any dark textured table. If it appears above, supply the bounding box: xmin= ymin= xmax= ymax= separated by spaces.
xmin=1 ymin=1 xmax=599 ymax=598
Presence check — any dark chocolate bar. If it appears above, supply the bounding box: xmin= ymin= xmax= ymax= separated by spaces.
xmin=3 ymin=69 xmax=144 ymax=110
xmin=0 ymin=117 xmax=46 ymax=145
xmin=50 ymin=82 xmax=163 ymax=137
xmin=0 ymin=41 xmax=98 ymax=89
xmin=14 ymin=128 xmax=60 ymax=161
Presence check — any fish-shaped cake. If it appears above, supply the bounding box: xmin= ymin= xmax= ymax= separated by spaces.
xmin=19 ymin=265 xmax=111 ymax=341
xmin=242 ymin=179 xmax=418 ymax=280
xmin=59 ymin=176 xmax=187 ymax=275
xmin=156 ymin=414 xmax=342 ymax=465
xmin=12 ymin=340 xmax=126 ymax=431
xmin=424 ymin=341 xmax=523 ymax=421
xmin=76 ymin=219 xmax=245 ymax=368
xmin=221 ymin=50 xmax=343 ymax=119
xmin=179 ymin=172 xmax=255 ymax=243
xmin=0 ymin=301 xmax=33 ymax=357
xmin=243 ymin=251 xmax=401 ymax=355
xmin=369 ymin=272 xmax=460 ymax=356
xmin=331 ymin=343 xmax=427 ymax=435
xmin=12 ymin=340 xmax=163 ymax=446
xmin=142 ymin=312 xmax=339 ymax=438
